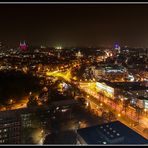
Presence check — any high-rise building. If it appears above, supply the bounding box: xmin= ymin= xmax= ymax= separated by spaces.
xmin=0 ymin=112 xmax=21 ymax=144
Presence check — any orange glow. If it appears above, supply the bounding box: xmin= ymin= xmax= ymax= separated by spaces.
xmin=118 ymin=113 xmax=121 ymax=117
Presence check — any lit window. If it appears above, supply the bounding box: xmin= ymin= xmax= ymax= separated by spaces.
xmin=4 ymin=129 xmax=7 ymax=132
xmin=103 ymin=141 xmax=107 ymax=144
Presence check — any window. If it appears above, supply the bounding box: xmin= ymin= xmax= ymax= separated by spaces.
xmin=113 ymin=130 xmax=116 ymax=133
xmin=4 ymin=129 xmax=7 ymax=132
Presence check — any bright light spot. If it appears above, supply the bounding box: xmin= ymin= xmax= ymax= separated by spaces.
xmin=103 ymin=141 xmax=107 ymax=144
xmin=56 ymin=107 xmax=59 ymax=110
xmin=41 ymin=130 xmax=44 ymax=134
xmin=56 ymin=46 xmax=62 ymax=50
xmin=86 ymin=102 xmax=89 ymax=107
xmin=61 ymin=109 xmax=68 ymax=112
xmin=118 ymin=113 xmax=121 ymax=117
xmin=46 ymin=70 xmax=72 ymax=82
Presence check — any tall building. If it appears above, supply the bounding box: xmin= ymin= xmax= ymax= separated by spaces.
xmin=114 ymin=42 xmax=121 ymax=53
xmin=19 ymin=41 xmax=28 ymax=51
xmin=0 ymin=112 xmax=21 ymax=144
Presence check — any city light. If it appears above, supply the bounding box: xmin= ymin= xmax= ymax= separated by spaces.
xmin=56 ymin=46 xmax=62 ymax=50
xmin=118 ymin=113 xmax=121 ymax=117
xmin=0 ymin=4 xmax=148 ymax=145
xmin=86 ymin=102 xmax=89 ymax=107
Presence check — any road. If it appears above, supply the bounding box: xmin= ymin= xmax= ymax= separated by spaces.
xmin=78 ymin=82 xmax=148 ymax=139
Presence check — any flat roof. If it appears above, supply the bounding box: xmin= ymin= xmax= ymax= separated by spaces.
xmin=0 ymin=105 xmax=50 ymax=118
xmin=77 ymin=121 xmax=148 ymax=144
xmin=98 ymin=81 xmax=148 ymax=91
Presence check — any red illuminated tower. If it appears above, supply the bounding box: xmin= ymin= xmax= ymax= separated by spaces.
xmin=19 ymin=41 xmax=28 ymax=51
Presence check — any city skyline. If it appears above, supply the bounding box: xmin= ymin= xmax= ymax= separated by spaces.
xmin=0 ymin=3 xmax=148 ymax=144
xmin=1 ymin=4 xmax=148 ymax=47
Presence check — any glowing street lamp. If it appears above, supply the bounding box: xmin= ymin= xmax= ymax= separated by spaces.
xmin=87 ymin=95 xmax=90 ymax=98
xmin=118 ymin=113 xmax=121 ymax=117
xmin=86 ymin=102 xmax=89 ymax=107
xmin=121 ymin=98 xmax=123 ymax=102
xmin=10 ymin=99 xmax=13 ymax=104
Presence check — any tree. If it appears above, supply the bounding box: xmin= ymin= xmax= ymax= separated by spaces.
xmin=135 ymin=106 xmax=142 ymax=124
xmin=122 ymin=99 xmax=130 ymax=114
xmin=27 ymin=94 xmax=38 ymax=108
xmin=108 ymin=111 xmax=116 ymax=121
xmin=114 ymin=98 xmax=120 ymax=110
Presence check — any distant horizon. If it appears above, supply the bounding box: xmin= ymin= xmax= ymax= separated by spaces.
xmin=2 ymin=41 xmax=148 ymax=49
xmin=0 ymin=4 xmax=148 ymax=47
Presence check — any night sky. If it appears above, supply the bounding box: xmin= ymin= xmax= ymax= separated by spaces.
xmin=1 ymin=4 xmax=148 ymax=47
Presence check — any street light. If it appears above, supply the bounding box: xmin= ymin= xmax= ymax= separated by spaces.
xmin=117 ymin=113 xmax=121 ymax=117
xmin=9 ymin=99 xmax=13 ymax=105
xmin=121 ymin=98 xmax=123 ymax=102
xmin=86 ymin=102 xmax=89 ymax=107
xmin=87 ymin=95 xmax=89 ymax=98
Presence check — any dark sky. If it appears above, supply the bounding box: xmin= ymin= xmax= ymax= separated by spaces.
xmin=1 ymin=4 xmax=148 ymax=47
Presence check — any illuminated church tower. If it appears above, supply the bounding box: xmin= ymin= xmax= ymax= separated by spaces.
xmin=19 ymin=41 xmax=28 ymax=51
xmin=114 ymin=42 xmax=121 ymax=54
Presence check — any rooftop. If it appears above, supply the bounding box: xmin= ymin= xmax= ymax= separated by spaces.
xmin=98 ymin=81 xmax=148 ymax=91
xmin=77 ymin=121 xmax=148 ymax=144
